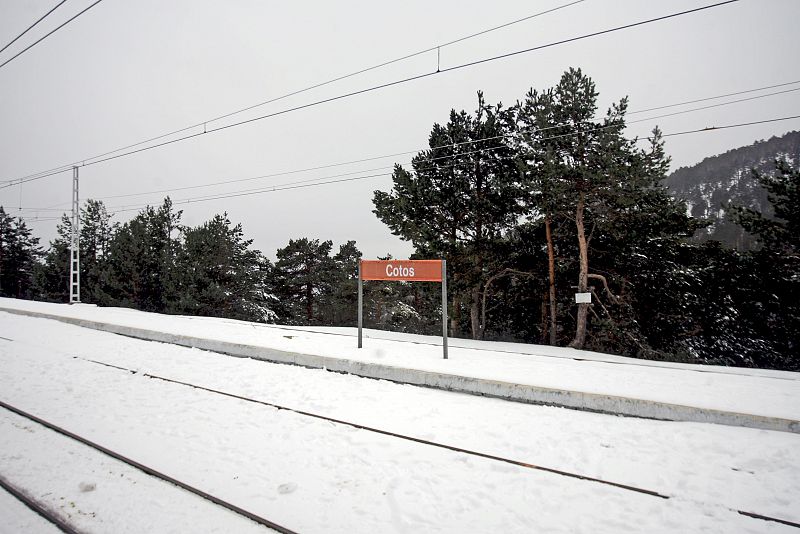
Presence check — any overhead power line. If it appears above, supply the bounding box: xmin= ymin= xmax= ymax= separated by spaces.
xmin=4 ymin=0 xmax=586 ymax=186
xmin=16 ymin=112 xmax=793 ymax=219
xmin=15 ymin=75 xmax=799 ymax=195
xmin=12 ymin=78 xmax=800 ymax=209
xmin=134 ymin=113 xmax=800 ymax=210
xmin=660 ymin=114 xmax=800 ymax=138
xmin=628 ymin=79 xmax=800 ymax=115
xmin=628 ymin=86 xmax=800 ymax=124
xmin=0 ymin=0 xmax=105 ymax=70
xmin=2 ymin=0 xmax=740 ymax=188
xmin=0 ymin=0 xmax=68 ymax=56
xmin=89 ymin=164 xmax=399 ymax=202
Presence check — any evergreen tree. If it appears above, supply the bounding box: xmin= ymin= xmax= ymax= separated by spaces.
xmin=513 ymin=69 xmax=701 ymax=353
xmin=513 ymin=85 xmax=573 ymax=345
xmin=273 ymin=238 xmax=338 ymax=324
xmin=100 ymin=198 xmax=182 ymax=312
xmin=80 ymin=199 xmax=118 ymax=303
xmin=33 ymin=213 xmax=71 ymax=302
xmin=328 ymin=240 xmax=362 ymax=326
xmin=730 ymin=159 xmax=799 ymax=254
xmin=373 ymin=92 xmax=522 ymax=339
xmin=176 ymin=213 xmax=276 ymax=322
xmin=0 ymin=207 xmax=41 ymax=299
xmin=725 ymin=159 xmax=800 ymax=369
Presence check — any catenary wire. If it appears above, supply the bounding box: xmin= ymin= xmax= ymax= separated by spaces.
xmin=64 ymin=113 xmax=797 ymax=217
xmin=0 ymin=0 xmax=105 ymax=70
xmin=628 ymin=79 xmax=800 ymax=115
xmin=0 ymin=0 xmax=68 ymax=56
xmin=15 ymin=75 xmax=800 ymax=200
xmin=660 ymin=114 xmax=800 ymax=137
xmin=9 ymin=107 xmax=800 ymax=216
xmin=8 ymin=73 xmax=797 ymax=191
xmin=1 ymin=0 xmax=739 ymax=188
xmin=10 ymin=113 xmax=800 ymax=228
xmin=12 ymin=81 xmax=800 ymax=211
xmin=3 ymin=0 xmax=586 ymax=185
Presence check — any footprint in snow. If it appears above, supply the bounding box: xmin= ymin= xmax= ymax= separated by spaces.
xmin=277 ymin=482 xmax=297 ymax=495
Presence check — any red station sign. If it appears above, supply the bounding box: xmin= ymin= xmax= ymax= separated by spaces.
xmin=360 ymin=260 xmax=443 ymax=282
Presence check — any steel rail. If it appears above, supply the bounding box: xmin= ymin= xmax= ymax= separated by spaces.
xmin=0 ymin=473 xmax=82 ymax=534
xmin=0 ymin=400 xmax=297 ymax=534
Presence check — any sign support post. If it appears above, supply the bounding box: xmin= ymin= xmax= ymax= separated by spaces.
xmin=357 ymin=261 xmax=363 ymax=348
xmin=358 ymin=259 xmax=448 ymax=359
xmin=441 ymin=259 xmax=448 ymax=359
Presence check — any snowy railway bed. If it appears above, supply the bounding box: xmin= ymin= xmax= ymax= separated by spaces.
xmin=0 ymin=474 xmax=78 ymax=534
xmin=0 ymin=401 xmax=294 ymax=534
xmin=56 ymin=356 xmax=800 ymax=529
xmin=1 ymin=397 xmax=799 ymax=534
xmin=2 ymin=311 xmax=800 ymax=531
xmin=69 ymin=355 xmax=671 ymax=499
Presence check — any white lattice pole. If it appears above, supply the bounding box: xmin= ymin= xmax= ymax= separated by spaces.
xmin=69 ymin=166 xmax=80 ymax=303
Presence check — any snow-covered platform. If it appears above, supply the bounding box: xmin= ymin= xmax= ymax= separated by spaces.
xmin=1 ymin=298 xmax=798 ymax=434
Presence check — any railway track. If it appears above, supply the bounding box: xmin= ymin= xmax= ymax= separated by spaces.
xmin=1 ymin=321 xmax=798 ymax=531
xmin=0 ymin=399 xmax=297 ymax=534
xmin=18 ymin=353 xmax=798 ymax=530
xmin=0 ymin=473 xmax=80 ymax=534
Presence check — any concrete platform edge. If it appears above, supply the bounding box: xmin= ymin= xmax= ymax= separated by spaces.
xmin=3 ymin=306 xmax=797 ymax=434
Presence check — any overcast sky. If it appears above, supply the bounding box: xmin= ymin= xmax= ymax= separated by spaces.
xmin=1 ymin=0 xmax=799 ymax=260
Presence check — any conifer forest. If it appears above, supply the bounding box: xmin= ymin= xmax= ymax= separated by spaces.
xmin=2 ymin=70 xmax=798 ymax=370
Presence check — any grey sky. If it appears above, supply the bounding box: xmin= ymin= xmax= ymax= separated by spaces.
xmin=1 ymin=0 xmax=799 ymax=260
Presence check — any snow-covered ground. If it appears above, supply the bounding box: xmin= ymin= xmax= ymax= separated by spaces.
xmin=1 ymin=408 xmax=273 ymax=534
xmin=0 ymin=487 xmax=62 ymax=534
xmin=1 ymin=305 xmax=799 ymax=532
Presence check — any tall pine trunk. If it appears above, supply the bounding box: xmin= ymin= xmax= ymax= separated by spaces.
xmin=450 ymin=295 xmax=460 ymax=336
xmin=470 ymin=284 xmax=483 ymax=340
xmin=471 ymin=156 xmax=485 ymax=341
xmin=570 ymin=192 xmax=589 ymax=349
xmin=545 ymin=214 xmax=557 ymax=345
xmin=305 ymin=280 xmax=314 ymax=322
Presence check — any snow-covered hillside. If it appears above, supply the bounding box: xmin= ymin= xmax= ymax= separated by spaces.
xmin=664 ymin=130 xmax=800 ymax=249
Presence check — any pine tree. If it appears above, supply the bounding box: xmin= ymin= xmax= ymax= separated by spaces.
xmin=328 ymin=240 xmax=362 ymax=326
xmin=176 ymin=213 xmax=276 ymax=322
xmin=101 ymin=198 xmax=182 ymax=312
xmin=373 ymin=92 xmax=522 ymax=339
xmin=80 ymin=199 xmax=118 ymax=303
xmin=273 ymin=238 xmax=338 ymax=324
xmin=513 ymin=69 xmax=702 ymax=354
xmin=513 ymin=86 xmax=572 ymax=345
xmin=33 ymin=213 xmax=71 ymax=302
xmin=0 ymin=207 xmax=41 ymax=299
xmin=725 ymin=159 xmax=800 ymax=369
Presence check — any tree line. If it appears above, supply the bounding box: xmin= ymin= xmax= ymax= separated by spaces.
xmin=0 ymin=198 xmax=417 ymax=333
xmin=1 ymin=69 xmax=797 ymax=370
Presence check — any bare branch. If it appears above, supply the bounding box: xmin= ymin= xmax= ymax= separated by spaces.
xmin=587 ymin=273 xmax=619 ymax=304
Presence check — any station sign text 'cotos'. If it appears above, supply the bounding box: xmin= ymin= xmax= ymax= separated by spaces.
xmin=360 ymin=260 xmax=443 ymax=282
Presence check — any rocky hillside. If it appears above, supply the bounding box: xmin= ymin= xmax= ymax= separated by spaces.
xmin=664 ymin=130 xmax=800 ymax=250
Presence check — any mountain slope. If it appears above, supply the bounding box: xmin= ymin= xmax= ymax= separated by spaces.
xmin=664 ymin=130 xmax=800 ymax=250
